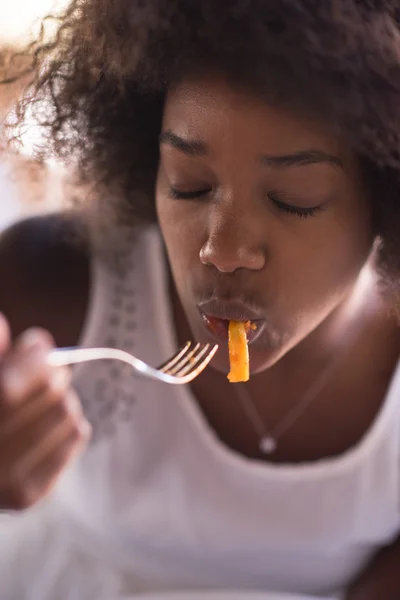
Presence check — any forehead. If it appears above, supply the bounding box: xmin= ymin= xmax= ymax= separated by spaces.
xmin=162 ymin=75 xmax=347 ymax=158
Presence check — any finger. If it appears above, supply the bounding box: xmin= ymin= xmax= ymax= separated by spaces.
xmin=0 ymin=368 xmax=73 ymax=439
xmin=10 ymin=390 xmax=90 ymax=477
xmin=24 ymin=428 xmax=89 ymax=504
xmin=0 ymin=313 xmax=11 ymax=356
xmin=2 ymin=427 xmax=89 ymax=510
xmin=14 ymin=327 xmax=55 ymax=354
xmin=1 ymin=331 xmax=58 ymax=404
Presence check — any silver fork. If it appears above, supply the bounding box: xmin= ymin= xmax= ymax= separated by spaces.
xmin=47 ymin=342 xmax=218 ymax=384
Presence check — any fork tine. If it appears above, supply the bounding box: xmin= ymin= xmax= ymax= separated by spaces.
xmin=174 ymin=343 xmax=218 ymax=382
xmin=165 ymin=343 xmax=201 ymax=376
xmin=157 ymin=341 xmax=191 ymax=372
xmin=173 ymin=344 xmax=212 ymax=377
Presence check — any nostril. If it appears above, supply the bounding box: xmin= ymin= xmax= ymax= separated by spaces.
xmin=199 ymin=239 xmax=238 ymax=273
xmin=199 ymin=238 xmax=265 ymax=273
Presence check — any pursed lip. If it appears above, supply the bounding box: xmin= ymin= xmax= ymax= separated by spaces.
xmin=197 ymin=299 xmax=266 ymax=343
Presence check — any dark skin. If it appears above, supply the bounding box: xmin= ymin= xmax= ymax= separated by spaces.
xmin=1 ymin=75 xmax=400 ymax=597
xmin=157 ymin=77 xmax=373 ymax=374
xmin=156 ymin=76 xmax=400 ymax=464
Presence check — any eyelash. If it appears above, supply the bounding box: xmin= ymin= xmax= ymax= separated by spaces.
xmin=169 ymin=187 xmax=323 ymax=219
xmin=268 ymin=194 xmax=323 ymax=219
xmin=169 ymin=187 xmax=211 ymax=200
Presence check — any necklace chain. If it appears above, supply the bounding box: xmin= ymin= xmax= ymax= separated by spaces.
xmin=230 ymin=268 xmax=374 ymax=455
xmin=232 ymin=351 xmax=349 ymax=455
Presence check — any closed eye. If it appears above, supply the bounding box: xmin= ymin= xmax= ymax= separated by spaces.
xmin=268 ymin=192 xmax=324 ymax=219
xmin=169 ymin=187 xmax=212 ymax=200
xmin=168 ymin=187 xmax=324 ymax=219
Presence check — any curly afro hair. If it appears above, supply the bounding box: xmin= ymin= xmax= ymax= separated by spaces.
xmin=3 ymin=0 xmax=400 ymax=302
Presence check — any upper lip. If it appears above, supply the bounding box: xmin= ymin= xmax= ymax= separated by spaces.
xmin=197 ymin=298 xmax=265 ymax=322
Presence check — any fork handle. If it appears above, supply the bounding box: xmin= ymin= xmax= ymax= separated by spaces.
xmin=47 ymin=347 xmax=134 ymax=367
xmin=47 ymin=346 xmax=173 ymax=381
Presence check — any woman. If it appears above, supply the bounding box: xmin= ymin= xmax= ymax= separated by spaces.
xmin=1 ymin=1 xmax=400 ymax=598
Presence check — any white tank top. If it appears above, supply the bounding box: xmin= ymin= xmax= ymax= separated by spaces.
xmin=1 ymin=224 xmax=400 ymax=600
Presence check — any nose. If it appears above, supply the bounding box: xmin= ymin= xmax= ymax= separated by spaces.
xmin=199 ymin=211 xmax=266 ymax=273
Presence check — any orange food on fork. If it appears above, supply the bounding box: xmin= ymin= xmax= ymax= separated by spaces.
xmin=227 ymin=320 xmax=252 ymax=382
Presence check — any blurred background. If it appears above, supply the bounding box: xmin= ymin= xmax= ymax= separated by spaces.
xmin=0 ymin=0 xmax=70 ymax=230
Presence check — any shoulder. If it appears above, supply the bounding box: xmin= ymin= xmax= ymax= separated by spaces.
xmin=0 ymin=212 xmax=90 ymax=345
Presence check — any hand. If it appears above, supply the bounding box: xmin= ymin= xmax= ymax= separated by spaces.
xmin=0 ymin=313 xmax=91 ymax=510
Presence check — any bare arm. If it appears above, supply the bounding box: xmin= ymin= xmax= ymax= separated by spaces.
xmin=346 ymin=535 xmax=400 ymax=600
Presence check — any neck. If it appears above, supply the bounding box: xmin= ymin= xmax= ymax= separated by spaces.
xmin=169 ymin=265 xmax=400 ymax=462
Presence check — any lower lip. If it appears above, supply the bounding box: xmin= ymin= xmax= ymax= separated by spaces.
xmin=199 ymin=312 xmax=264 ymax=344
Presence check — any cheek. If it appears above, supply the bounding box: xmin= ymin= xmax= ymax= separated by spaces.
xmin=316 ymin=203 xmax=373 ymax=282
xmin=273 ymin=208 xmax=374 ymax=324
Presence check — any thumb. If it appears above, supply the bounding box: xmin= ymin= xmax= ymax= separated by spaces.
xmin=0 ymin=313 xmax=11 ymax=356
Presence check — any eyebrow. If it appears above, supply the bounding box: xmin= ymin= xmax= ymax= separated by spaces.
xmin=159 ymin=131 xmax=207 ymax=155
xmin=160 ymin=130 xmax=343 ymax=169
xmin=259 ymin=149 xmax=343 ymax=169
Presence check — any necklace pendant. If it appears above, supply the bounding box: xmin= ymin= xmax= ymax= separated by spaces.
xmin=259 ymin=436 xmax=277 ymax=454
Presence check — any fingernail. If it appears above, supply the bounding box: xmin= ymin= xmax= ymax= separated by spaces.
xmin=49 ymin=367 xmax=71 ymax=393
xmin=19 ymin=329 xmax=53 ymax=353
